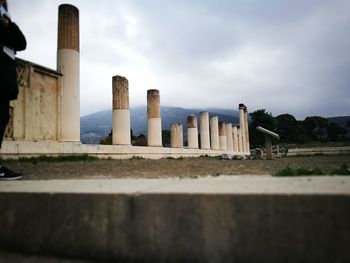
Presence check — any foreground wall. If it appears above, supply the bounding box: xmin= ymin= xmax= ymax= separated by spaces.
xmin=0 ymin=178 xmax=349 ymax=263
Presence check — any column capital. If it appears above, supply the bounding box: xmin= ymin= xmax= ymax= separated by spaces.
xmin=238 ymin=103 xmax=247 ymax=111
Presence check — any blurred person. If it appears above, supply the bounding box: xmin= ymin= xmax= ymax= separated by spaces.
xmin=0 ymin=0 xmax=26 ymax=180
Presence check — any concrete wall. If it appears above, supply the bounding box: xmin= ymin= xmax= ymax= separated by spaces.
xmin=0 ymin=190 xmax=348 ymax=262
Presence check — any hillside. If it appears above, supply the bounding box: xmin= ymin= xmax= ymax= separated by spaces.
xmin=327 ymin=116 xmax=350 ymax=129
xmin=81 ymin=106 xmax=240 ymax=144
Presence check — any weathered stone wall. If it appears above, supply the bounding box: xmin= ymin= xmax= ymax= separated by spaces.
xmin=5 ymin=59 xmax=62 ymax=141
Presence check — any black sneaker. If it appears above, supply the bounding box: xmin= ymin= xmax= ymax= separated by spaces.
xmin=0 ymin=166 xmax=22 ymax=181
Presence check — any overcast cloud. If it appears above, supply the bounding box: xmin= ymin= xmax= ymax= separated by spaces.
xmin=8 ymin=0 xmax=350 ymax=119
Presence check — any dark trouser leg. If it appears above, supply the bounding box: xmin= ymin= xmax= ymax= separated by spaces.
xmin=0 ymin=98 xmax=10 ymax=149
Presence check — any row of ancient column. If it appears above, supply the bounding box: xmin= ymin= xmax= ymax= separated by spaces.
xmin=112 ymin=76 xmax=163 ymax=146
xmin=170 ymin=108 xmax=249 ymax=153
xmin=112 ymin=75 xmax=250 ymax=153
xmin=55 ymin=3 xmax=249 ymax=154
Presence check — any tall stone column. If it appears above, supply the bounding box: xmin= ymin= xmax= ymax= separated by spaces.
xmin=57 ymin=4 xmax=80 ymax=142
xmin=200 ymin=112 xmax=210 ymax=150
xmin=219 ymin=122 xmax=227 ymax=150
xmin=232 ymin=126 xmax=238 ymax=152
xmin=171 ymin=123 xmax=183 ymax=148
xmin=226 ymin=123 xmax=233 ymax=152
xmin=210 ymin=116 xmax=220 ymax=150
xmin=187 ymin=115 xmax=198 ymax=149
xmin=239 ymin=104 xmax=247 ymax=153
xmin=244 ymin=108 xmax=250 ymax=153
xmin=147 ymin=89 xmax=162 ymax=147
xmin=112 ymin=75 xmax=130 ymax=145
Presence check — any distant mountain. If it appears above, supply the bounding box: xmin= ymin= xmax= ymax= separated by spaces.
xmin=80 ymin=106 xmax=240 ymax=144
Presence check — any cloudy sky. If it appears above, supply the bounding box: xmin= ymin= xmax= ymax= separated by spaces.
xmin=8 ymin=0 xmax=350 ymax=119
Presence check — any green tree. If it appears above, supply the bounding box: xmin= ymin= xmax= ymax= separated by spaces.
xmin=100 ymin=130 xmax=112 ymax=145
xmin=249 ymin=109 xmax=276 ymax=147
xmin=295 ymin=121 xmax=308 ymax=143
xmin=162 ymin=130 xmax=171 ymax=147
xmin=303 ymin=116 xmax=328 ymax=142
xmin=275 ymin=114 xmax=298 ymax=143
xmin=327 ymin=122 xmax=346 ymax=142
xmin=133 ymin=133 xmax=147 ymax=146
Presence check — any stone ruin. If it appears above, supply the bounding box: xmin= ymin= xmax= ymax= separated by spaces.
xmin=1 ymin=4 xmax=250 ymax=159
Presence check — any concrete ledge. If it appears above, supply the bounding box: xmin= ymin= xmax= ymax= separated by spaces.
xmin=0 ymin=141 xmax=250 ymax=159
xmin=1 ymin=177 xmax=349 ymax=262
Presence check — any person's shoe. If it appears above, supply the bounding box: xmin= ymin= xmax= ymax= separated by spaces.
xmin=0 ymin=166 xmax=22 ymax=180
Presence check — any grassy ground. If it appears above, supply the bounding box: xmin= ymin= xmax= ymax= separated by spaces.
xmin=1 ymin=155 xmax=349 ymax=180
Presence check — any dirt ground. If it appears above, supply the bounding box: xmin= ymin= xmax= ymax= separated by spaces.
xmin=1 ymin=155 xmax=349 ymax=180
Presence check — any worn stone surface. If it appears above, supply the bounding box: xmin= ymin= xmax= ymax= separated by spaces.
xmin=219 ymin=122 xmax=226 ymax=136
xmin=112 ymin=75 xmax=129 ymax=110
xmin=200 ymin=112 xmax=210 ymax=150
xmin=0 ymin=176 xmax=349 ymax=263
xmin=265 ymin=135 xmax=273 ymax=160
xmin=210 ymin=116 xmax=220 ymax=150
xmin=147 ymin=89 xmax=160 ymax=118
xmin=58 ymin=4 xmax=79 ymax=51
xmin=226 ymin=123 xmax=233 ymax=152
xmin=239 ymin=106 xmax=247 ymax=153
xmin=187 ymin=115 xmax=197 ymax=128
xmin=187 ymin=115 xmax=198 ymax=149
xmin=170 ymin=123 xmax=183 ymax=148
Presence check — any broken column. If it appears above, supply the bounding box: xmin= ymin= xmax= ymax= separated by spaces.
xmin=112 ymin=75 xmax=130 ymax=145
xmin=187 ymin=115 xmax=198 ymax=149
xmin=147 ymin=89 xmax=162 ymax=147
xmin=232 ymin=126 xmax=238 ymax=152
xmin=219 ymin=122 xmax=227 ymax=150
xmin=171 ymin=123 xmax=183 ymax=148
xmin=226 ymin=123 xmax=233 ymax=152
xmin=210 ymin=116 xmax=220 ymax=150
xmin=200 ymin=112 xmax=210 ymax=150
xmin=57 ymin=4 xmax=80 ymax=142
xmin=239 ymin=104 xmax=247 ymax=153
xmin=257 ymin=126 xmax=280 ymax=160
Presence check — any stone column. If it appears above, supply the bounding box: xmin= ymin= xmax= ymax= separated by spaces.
xmin=187 ymin=115 xmax=198 ymax=149
xmin=147 ymin=89 xmax=162 ymax=147
xmin=219 ymin=122 xmax=227 ymax=150
xmin=200 ymin=112 xmax=210 ymax=150
xmin=226 ymin=123 xmax=233 ymax=152
xmin=265 ymin=135 xmax=273 ymax=160
xmin=239 ymin=104 xmax=247 ymax=153
xmin=112 ymin=75 xmax=130 ymax=145
xmin=57 ymin=4 xmax=80 ymax=142
xmin=210 ymin=116 xmax=220 ymax=150
xmin=232 ymin=126 xmax=238 ymax=152
xmin=237 ymin=127 xmax=243 ymax=152
xmin=244 ymin=108 xmax=250 ymax=153
xmin=171 ymin=123 xmax=183 ymax=148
